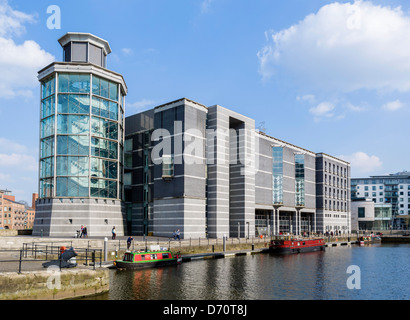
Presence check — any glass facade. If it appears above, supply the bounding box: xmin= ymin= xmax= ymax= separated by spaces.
xmin=272 ymin=147 xmax=283 ymax=204
xmin=295 ymin=154 xmax=305 ymax=206
xmin=39 ymin=73 xmax=124 ymax=200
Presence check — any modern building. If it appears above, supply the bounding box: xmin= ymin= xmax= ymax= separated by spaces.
xmin=351 ymin=198 xmax=392 ymax=231
xmin=125 ymin=98 xmax=351 ymax=239
xmin=33 ymin=33 xmax=128 ymax=237
xmin=351 ymin=171 xmax=410 ymax=229
xmin=0 ymin=190 xmax=36 ymax=230
xmin=315 ymin=153 xmax=351 ymax=234
xmin=33 ymin=33 xmax=351 ymax=238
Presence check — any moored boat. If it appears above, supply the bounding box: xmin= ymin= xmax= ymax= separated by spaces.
xmin=359 ymin=235 xmax=381 ymax=246
xmin=269 ymin=238 xmax=325 ymax=254
xmin=114 ymin=247 xmax=182 ymax=270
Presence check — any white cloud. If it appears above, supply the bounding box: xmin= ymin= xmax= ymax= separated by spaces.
xmin=339 ymin=151 xmax=383 ymax=174
xmin=0 ymin=153 xmax=37 ymax=171
xmin=0 ymin=0 xmax=36 ymax=37
xmin=346 ymin=102 xmax=367 ymax=112
xmin=258 ymin=1 xmax=410 ymax=93
xmin=0 ymin=137 xmax=28 ymax=153
xmin=382 ymin=99 xmax=404 ymax=111
xmin=296 ymin=94 xmax=315 ymax=103
xmin=309 ymin=102 xmax=335 ymax=117
xmin=201 ymin=0 xmax=214 ymax=13
xmin=0 ymin=1 xmax=54 ymax=99
xmin=121 ymin=48 xmax=133 ymax=55
xmin=0 ymin=138 xmax=37 ymax=174
xmin=126 ymin=99 xmax=160 ymax=114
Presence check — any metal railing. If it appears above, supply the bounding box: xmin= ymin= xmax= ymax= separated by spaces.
xmin=0 ymin=244 xmax=103 ymax=274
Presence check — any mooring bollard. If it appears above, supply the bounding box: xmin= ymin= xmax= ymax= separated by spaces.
xmin=104 ymin=237 xmax=108 ymax=262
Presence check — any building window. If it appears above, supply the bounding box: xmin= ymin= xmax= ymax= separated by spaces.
xmin=272 ymin=147 xmax=283 ymax=204
xmin=295 ymin=154 xmax=305 ymax=206
xmin=162 ymin=155 xmax=174 ymax=179
xmin=358 ymin=207 xmax=365 ymax=218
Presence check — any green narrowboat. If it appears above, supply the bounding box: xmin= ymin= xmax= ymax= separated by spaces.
xmin=114 ymin=249 xmax=182 ymax=270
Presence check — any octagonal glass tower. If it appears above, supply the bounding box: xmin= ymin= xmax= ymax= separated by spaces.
xmin=33 ymin=33 xmax=128 ymax=237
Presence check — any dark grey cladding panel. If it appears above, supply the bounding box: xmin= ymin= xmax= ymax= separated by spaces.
xmin=154 ymin=176 xmax=185 ymax=198
xmin=125 ymin=109 xmax=155 ymax=135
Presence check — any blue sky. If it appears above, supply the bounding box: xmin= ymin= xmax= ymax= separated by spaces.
xmin=1 ymin=0 xmax=410 ymax=203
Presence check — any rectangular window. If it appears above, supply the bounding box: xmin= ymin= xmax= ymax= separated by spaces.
xmin=295 ymin=154 xmax=305 ymax=206
xmin=41 ymin=95 xmax=55 ymax=119
xmin=71 ymin=42 xmax=88 ymax=62
xmin=42 ymin=76 xmax=55 ymax=99
xmin=58 ymin=94 xmax=90 ymax=114
xmin=92 ymin=76 xmax=118 ymax=101
xmin=58 ymin=73 xmax=90 ymax=94
xmin=162 ymin=155 xmax=174 ymax=179
xmin=272 ymin=147 xmax=283 ymax=204
xmin=358 ymin=207 xmax=365 ymax=218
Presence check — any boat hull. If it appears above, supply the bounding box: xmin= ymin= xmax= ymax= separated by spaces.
xmin=114 ymin=258 xmax=180 ymax=270
xmin=269 ymin=238 xmax=326 ymax=255
xmin=270 ymin=245 xmax=325 ymax=254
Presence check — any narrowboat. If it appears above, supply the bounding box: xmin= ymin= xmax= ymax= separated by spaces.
xmin=269 ymin=238 xmax=325 ymax=254
xmin=359 ymin=236 xmax=381 ymax=245
xmin=114 ymin=248 xmax=182 ymax=270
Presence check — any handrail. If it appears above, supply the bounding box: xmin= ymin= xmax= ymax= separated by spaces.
xmin=0 ymin=245 xmax=103 ymax=273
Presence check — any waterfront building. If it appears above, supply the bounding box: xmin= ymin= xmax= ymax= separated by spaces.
xmin=351 ymin=198 xmax=392 ymax=231
xmin=125 ymin=98 xmax=351 ymax=239
xmin=33 ymin=33 xmax=128 ymax=237
xmin=315 ymin=153 xmax=351 ymax=234
xmin=0 ymin=190 xmax=35 ymax=230
xmin=255 ymin=133 xmax=317 ymax=237
xmin=351 ymin=171 xmax=410 ymax=229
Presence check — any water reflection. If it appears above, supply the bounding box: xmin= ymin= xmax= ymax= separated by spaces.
xmin=92 ymin=244 xmax=410 ymax=300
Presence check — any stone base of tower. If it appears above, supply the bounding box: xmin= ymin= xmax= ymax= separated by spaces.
xmin=32 ymin=198 xmax=126 ymax=237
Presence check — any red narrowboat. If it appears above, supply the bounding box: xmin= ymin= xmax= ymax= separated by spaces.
xmin=269 ymin=238 xmax=326 ymax=254
xmin=114 ymin=249 xmax=182 ymax=270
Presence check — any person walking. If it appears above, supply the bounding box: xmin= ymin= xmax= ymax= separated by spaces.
xmin=127 ymin=236 xmax=134 ymax=250
xmin=112 ymin=226 xmax=116 ymax=240
xmin=176 ymin=229 xmax=180 ymax=241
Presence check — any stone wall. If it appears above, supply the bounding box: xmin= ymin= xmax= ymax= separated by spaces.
xmin=0 ymin=268 xmax=109 ymax=300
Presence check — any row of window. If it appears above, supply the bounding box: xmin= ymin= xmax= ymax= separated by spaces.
xmin=324 ymin=200 xmax=349 ymax=212
xmin=324 ymin=174 xmax=348 ymax=189
xmin=357 ymin=185 xmax=410 ymax=190
xmin=41 ymin=115 xmax=119 ymax=140
xmin=42 ymin=95 xmax=120 ymax=121
xmin=40 ymin=156 xmax=118 ymax=179
xmin=357 ymin=192 xmax=410 ymax=200
xmin=41 ymin=135 xmax=118 ymax=160
xmin=324 ymin=161 xmax=348 ymax=177
xmin=42 ymin=74 xmax=120 ymax=101
xmin=40 ymin=177 xmax=119 ymax=199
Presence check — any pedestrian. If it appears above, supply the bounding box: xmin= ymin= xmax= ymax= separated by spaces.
xmin=80 ymin=225 xmax=84 ymax=238
xmin=112 ymin=226 xmax=116 ymax=240
xmin=176 ymin=229 xmax=180 ymax=241
xmin=127 ymin=236 xmax=133 ymax=250
xmin=83 ymin=225 xmax=88 ymax=238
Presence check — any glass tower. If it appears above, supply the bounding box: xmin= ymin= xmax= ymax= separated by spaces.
xmin=33 ymin=33 xmax=127 ymax=237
